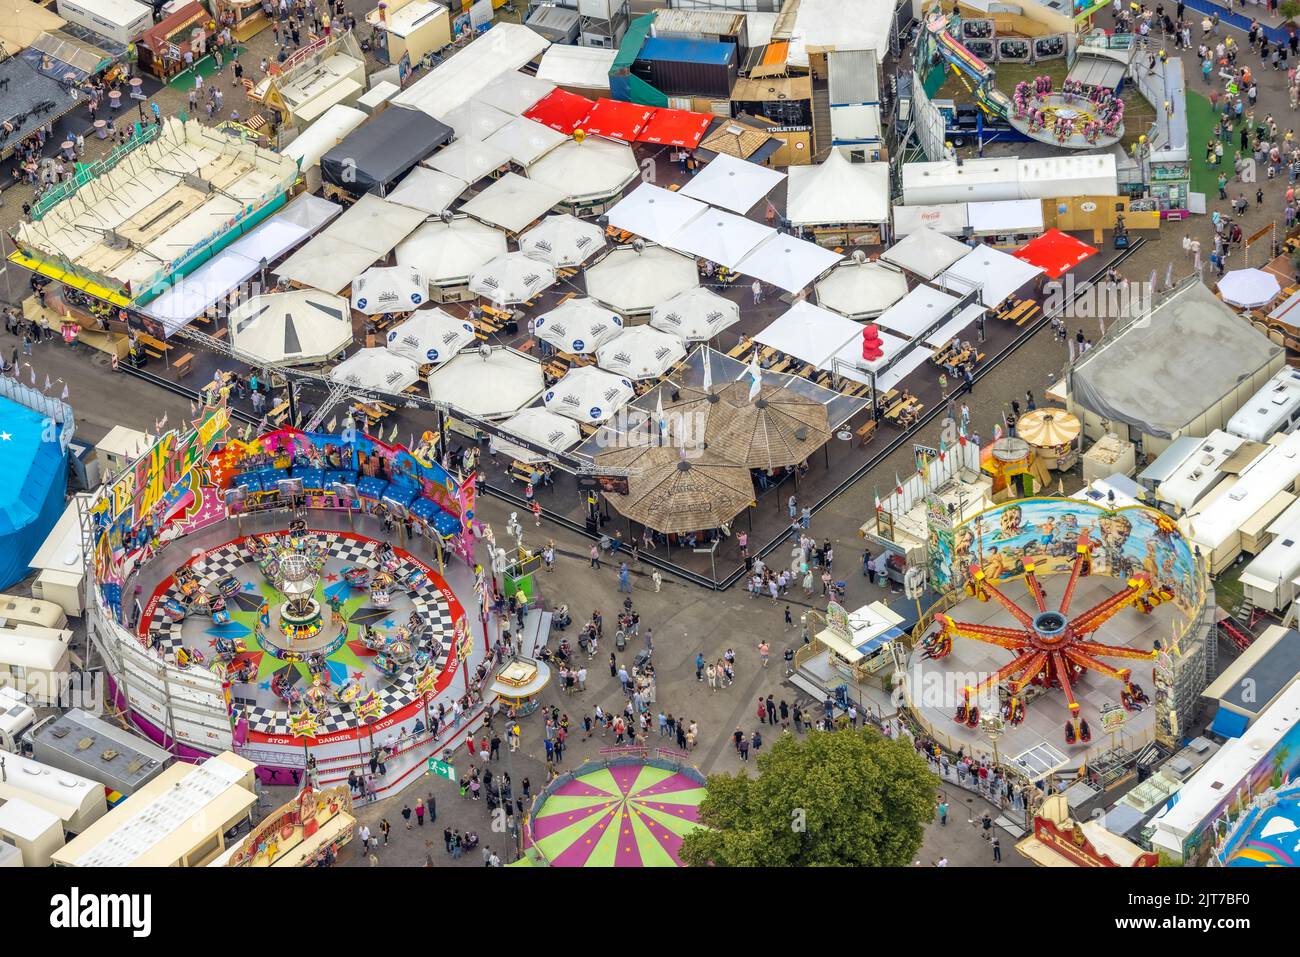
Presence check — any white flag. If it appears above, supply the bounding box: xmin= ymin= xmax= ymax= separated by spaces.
xmin=61 ymin=384 xmax=69 ymax=400
xmin=655 ymin=390 xmax=666 ymax=436
xmin=43 ymin=374 xmax=51 ymax=391
xmin=159 ymin=412 xmax=168 ymax=430
xmin=702 ymin=353 xmax=713 ymax=392
xmin=28 ymin=367 xmax=35 ymax=386
xmin=747 ymin=351 xmax=762 ymax=402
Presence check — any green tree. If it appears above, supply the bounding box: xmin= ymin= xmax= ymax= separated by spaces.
xmin=680 ymin=727 xmax=936 ymax=867
xmin=1281 ymin=1 xmax=1300 ymax=24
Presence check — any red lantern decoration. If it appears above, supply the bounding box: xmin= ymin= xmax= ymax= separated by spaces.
xmin=861 ymin=323 xmax=884 ymax=362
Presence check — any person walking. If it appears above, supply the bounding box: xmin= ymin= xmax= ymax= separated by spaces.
xmin=992 ymin=836 xmax=1002 ymax=863
xmin=758 ymin=640 xmax=770 ymax=667
xmin=380 ymin=818 xmax=391 ymax=846
xmin=938 ymin=800 xmax=948 ymax=826
xmin=652 ymin=569 xmax=662 ymax=592
xmin=402 ymin=804 xmax=413 ymax=829
xmin=358 ymin=823 xmax=371 ymax=853
xmin=751 ymin=279 xmax=763 ymax=304
xmin=415 ymin=797 xmax=425 ymax=826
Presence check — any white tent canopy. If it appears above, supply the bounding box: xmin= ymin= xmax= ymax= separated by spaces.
xmin=534 ymin=297 xmax=624 ymax=354
xmin=606 ymin=182 xmax=708 ymax=246
xmin=459 ymin=171 xmax=565 ymax=233
xmin=483 ymin=116 xmax=566 ymax=168
xmin=584 ymin=245 xmax=700 ymax=314
xmin=892 ymin=203 xmax=969 ymax=236
xmin=734 ymin=235 xmax=842 ymax=294
xmin=1219 ymin=268 xmax=1282 ymax=308
xmin=544 ymin=366 xmax=635 ymax=423
xmin=785 ymin=150 xmax=890 ymax=225
xmin=427 ymin=346 xmax=545 ymax=419
xmin=873 ymin=283 xmax=961 ymax=339
xmin=535 ymin=44 xmax=615 ymax=92
xmin=753 ymin=301 xmax=863 ymax=369
xmin=940 ymin=245 xmax=1043 ymax=306
xmin=229 ymin=289 xmax=352 ymax=365
xmin=385 ymin=307 xmax=477 ymax=365
xmin=426 ymin=137 xmax=511 ymax=182
xmin=880 ymin=227 xmax=972 ymax=280
xmin=835 ymin=333 xmax=933 ymax=390
xmin=475 ymin=70 xmax=556 ymax=116
xmin=329 ymin=347 xmax=421 ymax=392
xmin=490 ymin=408 xmax=582 ymax=463
xmin=678 ymin=153 xmax=786 ymax=214
xmin=386 ymin=166 xmax=467 ymax=216
xmin=395 ymin=217 xmax=508 ymax=286
xmin=596 ymin=325 xmax=687 ymax=380
xmin=815 ymin=261 xmax=909 ymax=319
xmin=526 ymin=137 xmax=640 ymax=204
xmin=440 ymin=100 xmax=513 ymax=140
xmin=350 ymin=265 xmax=428 ymax=314
xmin=922 ymin=302 xmax=985 ymax=348
xmin=667 ymin=209 xmax=776 ymax=270
xmin=649 ymin=286 xmax=741 ymax=341
xmin=468 ymin=251 xmax=557 ymax=305
xmin=520 ymin=214 xmax=607 ymax=267
xmin=276 ymin=194 xmax=425 ymax=294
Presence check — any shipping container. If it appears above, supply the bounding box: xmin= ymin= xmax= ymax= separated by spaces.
xmin=651 ymin=8 xmax=749 ymax=51
xmin=526 ymin=5 xmax=581 ymax=44
xmin=632 ymin=37 xmax=737 ymax=99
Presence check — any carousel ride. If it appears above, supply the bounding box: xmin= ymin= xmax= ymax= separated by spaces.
xmin=920 ymin=530 xmax=1161 ymax=746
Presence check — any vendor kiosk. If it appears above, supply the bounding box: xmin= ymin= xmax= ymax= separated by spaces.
xmin=813 ymin=600 xmax=905 ymax=687
xmin=488 ymin=656 xmax=552 ymax=716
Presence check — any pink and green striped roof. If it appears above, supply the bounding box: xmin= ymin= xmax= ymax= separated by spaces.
xmin=529 ymin=762 xmax=705 ymax=867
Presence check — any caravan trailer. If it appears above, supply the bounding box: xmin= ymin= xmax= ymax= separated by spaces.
xmin=1154 ymin=430 xmax=1265 ymax=515
xmin=55 ymin=0 xmax=153 ymax=45
xmin=1238 ymin=498 xmax=1300 ymax=612
xmin=1226 ymin=367 xmax=1300 ymax=443
xmin=26 ymin=709 xmax=172 ymax=799
xmin=0 ymin=751 xmax=107 ymax=834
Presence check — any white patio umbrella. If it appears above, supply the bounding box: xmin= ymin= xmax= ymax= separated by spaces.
xmin=385 ymin=307 xmax=477 ymax=365
xmin=1218 ymin=268 xmax=1282 ymax=308
xmin=596 ymin=325 xmax=687 ymax=380
xmin=489 ymin=408 xmax=582 ymax=464
xmin=328 ymin=347 xmax=421 ymax=393
xmin=519 ymin=213 xmax=608 ymax=268
xmin=468 ymin=252 xmax=557 ymax=306
xmin=544 ymin=366 xmax=635 ymax=423
xmin=534 ymin=297 xmax=624 ymax=355
xmin=649 ymin=286 xmax=741 ymax=341
xmin=351 ymin=265 xmax=428 ymax=315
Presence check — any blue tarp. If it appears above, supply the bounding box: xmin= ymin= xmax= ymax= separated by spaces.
xmin=1210 ymin=706 xmax=1250 ymax=739
xmin=0 ymin=396 xmax=68 ymax=589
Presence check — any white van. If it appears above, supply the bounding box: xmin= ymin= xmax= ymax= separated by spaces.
xmin=1227 ymin=368 xmax=1300 ymax=444
xmin=0 ymin=685 xmax=37 ymax=753
xmin=55 ymin=0 xmax=153 ymax=46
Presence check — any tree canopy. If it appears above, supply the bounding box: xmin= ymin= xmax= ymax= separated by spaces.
xmin=680 ymin=728 xmax=936 ymax=867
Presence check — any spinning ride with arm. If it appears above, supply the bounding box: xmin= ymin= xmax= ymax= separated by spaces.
xmin=923 ymin=531 xmax=1161 ymax=744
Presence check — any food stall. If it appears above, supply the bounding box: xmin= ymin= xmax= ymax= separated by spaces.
xmin=814 ymin=601 xmax=905 ymax=687
xmin=1015 ymin=407 xmax=1081 ymax=472
xmin=136 ymin=1 xmax=208 ymax=81
xmin=488 ymin=656 xmax=552 ymax=716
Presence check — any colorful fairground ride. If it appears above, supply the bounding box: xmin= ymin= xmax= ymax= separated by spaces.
xmin=905 ymin=497 xmax=1209 ymax=762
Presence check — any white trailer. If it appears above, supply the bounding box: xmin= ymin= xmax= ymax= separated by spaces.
xmin=55 ymin=0 xmax=153 ymax=45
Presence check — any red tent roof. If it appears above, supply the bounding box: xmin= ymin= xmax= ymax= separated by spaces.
xmin=523 ymin=89 xmax=596 ymax=135
xmin=636 ymin=107 xmax=713 ymax=148
xmin=1013 ymin=228 xmax=1098 ymax=280
xmin=579 ymin=98 xmax=655 ymax=142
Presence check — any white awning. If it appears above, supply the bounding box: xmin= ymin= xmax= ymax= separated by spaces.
xmin=881 ymin=227 xmax=973 ymax=279
xmin=891 ymin=204 xmax=969 ymax=237
xmin=282 ymin=104 xmax=368 ymax=170
xmin=922 ymin=303 xmax=986 ymax=348
xmin=275 ymin=194 xmax=425 ymax=294
xmin=440 ymin=100 xmax=514 ymax=140
xmin=814 ymin=261 xmax=909 ymax=319
xmin=385 ymin=307 xmax=477 ymax=365
xmin=459 ymin=171 xmax=565 ymax=233
xmin=229 ymin=289 xmax=352 ymax=365
xmin=475 ymin=70 xmax=556 ymax=116
xmin=967 ymin=198 xmax=1043 ymax=235
xmin=329 ymin=347 xmax=421 ymax=393
xmin=666 ymin=209 xmax=776 ymax=270
xmin=490 ymin=408 xmax=582 ymax=463
xmin=395 ymin=217 xmax=508 ymax=286
xmin=535 ymin=44 xmax=615 ymax=91
xmin=385 ymin=166 xmax=468 ymax=216
xmin=677 ymin=153 xmax=786 ymax=214
xmin=425 ymin=137 xmax=511 ymax=182
xmin=483 ymin=116 xmax=567 ymax=168
xmin=785 ymin=150 xmax=890 ymax=226
xmin=606 ymin=182 xmax=708 ymax=246
xmin=426 ymin=347 xmax=546 ymax=419
xmin=753 ymin=301 xmax=862 ymax=369
xmin=525 ymin=136 xmax=641 ymax=204
xmin=874 ymin=284 xmax=961 ymax=339
xmin=940 ymin=245 xmax=1043 ymax=307
xmin=584 ymin=245 xmax=700 ymax=314
xmin=734 ymin=234 xmax=842 ymax=294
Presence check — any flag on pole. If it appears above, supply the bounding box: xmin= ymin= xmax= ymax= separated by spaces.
xmin=242 ymin=423 xmax=253 ymax=441
xmin=655 ymin=390 xmax=666 ymax=436
xmin=388 ymin=423 xmax=399 ymax=443
xmin=894 ymin=472 xmax=904 ymax=495
xmin=938 ymin=436 xmax=947 ymax=462
xmin=28 ymin=367 xmax=35 ymax=386
xmin=190 ymin=400 xmax=197 ymax=417
xmin=43 ymin=374 xmax=51 ymax=391
xmin=159 ymin=412 xmax=168 ymax=430
xmin=874 ymin=487 xmax=883 ymax=513
xmin=747 ymin=352 xmax=762 ymax=402
xmin=702 ymin=353 xmax=713 ymax=392
xmin=326 ymin=415 xmax=338 ymax=433
xmin=61 ymin=384 xmax=69 ymax=400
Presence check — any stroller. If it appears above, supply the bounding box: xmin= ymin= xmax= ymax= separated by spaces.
xmin=462 ymin=831 xmax=480 ymax=851
xmin=633 ymin=649 xmax=652 ymax=672
xmin=552 ymin=604 xmax=572 ymax=630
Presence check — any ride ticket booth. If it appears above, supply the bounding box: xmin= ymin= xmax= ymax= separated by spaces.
xmin=813 ymin=600 xmax=906 ymax=688
xmin=488 ymin=656 xmax=552 ymax=717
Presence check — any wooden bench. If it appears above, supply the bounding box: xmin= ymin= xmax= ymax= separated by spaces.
xmin=268 ymin=400 xmax=290 ymax=424
xmin=855 ymin=420 xmax=877 ymax=447
xmin=212 ymin=326 xmax=228 ymax=340
xmin=726 ymin=339 xmax=752 ymax=359
xmin=1013 ymin=303 xmax=1041 ymax=327
xmin=173 ymin=352 xmax=195 ymax=377
xmin=509 ymin=460 xmax=536 ymax=484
